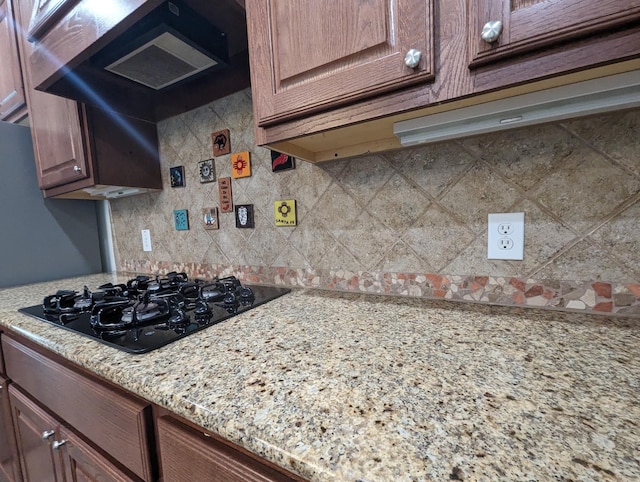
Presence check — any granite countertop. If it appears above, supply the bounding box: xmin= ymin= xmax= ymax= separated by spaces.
xmin=0 ymin=274 xmax=638 ymax=481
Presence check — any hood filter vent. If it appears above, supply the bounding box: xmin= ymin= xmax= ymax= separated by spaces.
xmin=105 ymin=32 xmax=218 ymax=90
xmin=93 ymin=0 xmax=228 ymax=91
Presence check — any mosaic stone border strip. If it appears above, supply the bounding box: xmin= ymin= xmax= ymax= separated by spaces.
xmin=118 ymin=260 xmax=640 ymax=317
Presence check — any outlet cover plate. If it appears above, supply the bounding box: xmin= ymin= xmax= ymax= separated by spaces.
xmin=141 ymin=229 xmax=152 ymax=251
xmin=488 ymin=212 xmax=524 ymax=260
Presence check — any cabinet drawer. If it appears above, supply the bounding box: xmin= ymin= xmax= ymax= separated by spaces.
xmin=2 ymin=336 xmax=154 ymax=481
xmin=157 ymin=416 xmax=304 ymax=482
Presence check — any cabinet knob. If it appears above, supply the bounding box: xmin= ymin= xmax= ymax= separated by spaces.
xmin=42 ymin=430 xmax=55 ymax=440
xmin=481 ymin=20 xmax=503 ymax=43
xmin=404 ymin=49 xmax=422 ymax=69
xmin=52 ymin=440 xmax=67 ymax=450
xmin=73 ymin=165 xmax=82 ymax=173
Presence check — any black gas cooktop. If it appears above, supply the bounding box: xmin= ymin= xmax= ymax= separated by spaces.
xmin=19 ymin=273 xmax=289 ymax=354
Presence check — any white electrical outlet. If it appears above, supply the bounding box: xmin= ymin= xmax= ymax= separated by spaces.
xmin=141 ymin=229 xmax=152 ymax=252
xmin=487 ymin=212 xmax=524 ymax=260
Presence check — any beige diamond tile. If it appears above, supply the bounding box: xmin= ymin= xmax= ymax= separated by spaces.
xmin=317 ymin=158 xmax=348 ymax=179
xmin=210 ymin=90 xmax=253 ymax=132
xmin=286 ymin=216 xmax=339 ymax=268
xmin=184 ymin=105 xmax=218 ymax=144
xmin=401 ymin=204 xmax=476 ymax=272
xmin=512 ymin=199 xmax=577 ymax=275
xmin=564 ymin=109 xmax=640 ymax=178
xmin=386 ymin=142 xmax=474 ymax=198
xmin=212 ymin=218 xmax=252 ymax=262
xmin=202 ymin=240 xmax=232 ymax=266
xmin=332 ymin=210 xmax=398 ymax=270
xmin=373 ymin=240 xmax=433 ymax=273
xmin=589 ymin=199 xmax=640 ymax=277
xmin=241 ymin=213 xmax=286 ymax=266
xmin=367 ymin=174 xmax=430 ymax=232
xmin=462 ymin=124 xmax=583 ymax=191
xmin=532 ymin=145 xmax=640 ymax=233
xmin=439 ymin=162 xmax=521 ymax=234
xmin=314 ymin=182 xmax=362 ymax=233
xmin=314 ymin=242 xmax=364 ymax=271
xmin=335 ymin=155 xmax=394 ymax=205
xmin=531 ymin=240 xmax=636 ymax=282
xmin=443 ymin=237 xmax=521 ymax=277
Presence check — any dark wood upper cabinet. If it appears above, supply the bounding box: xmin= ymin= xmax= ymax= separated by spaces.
xmin=27 ymin=0 xmax=78 ymax=41
xmin=0 ymin=0 xmax=26 ymax=122
xmin=247 ymin=0 xmax=435 ymax=127
xmin=13 ymin=0 xmax=161 ymax=199
xmin=468 ymin=0 xmax=640 ymax=67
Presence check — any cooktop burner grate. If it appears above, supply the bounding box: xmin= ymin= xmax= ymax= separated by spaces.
xmin=19 ymin=273 xmax=290 ymax=354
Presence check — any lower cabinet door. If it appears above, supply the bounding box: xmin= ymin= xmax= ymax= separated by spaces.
xmin=58 ymin=427 xmax=138 ymax=482
xmin=0 ymin=377 xmax=21 ymax=482
xmin=8 ymin=385 xmax=64 ymax=482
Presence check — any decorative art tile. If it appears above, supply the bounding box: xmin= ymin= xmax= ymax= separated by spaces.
xmin=169 ymin=166 xmax=185 ymax=187
xmin=211 ymin=129 xmax=231 ymax=156
xmin=173 ymin=210 xmax=189 ymax=230
xmin=274 ymin=200 xmax=297 ymax=226
xmin=202 ymin=208 xmax=219 ymax=230
xmin=231 ymin=151 xmax=251 ymax=178
xmin=271 ymin=151 xmax=295 ymax=172
xmin=218 ymin=177 xmax=233 ymax=213
xmin=235 ymin=204 xmax=254 ymax=228
xmin=198 ymin=159 xmax=216 ymax=183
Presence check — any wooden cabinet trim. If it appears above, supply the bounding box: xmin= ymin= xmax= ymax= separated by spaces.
xmin=27 ymin=0 xmax=79 ymax=42
xmin=2 ymin=335 xmax=154 ymax=482
xmin=0 ymin=376 xmax=22 ymax=482
xmin=248 ymin=0 xmax=435 ymax=127
xmin=0 ymin=0 xmax=27 ymax=121
xmin=469 ymin=0 xmax=640 ymax=67
xmin=8 ymin=384 xmax=64 ymax=482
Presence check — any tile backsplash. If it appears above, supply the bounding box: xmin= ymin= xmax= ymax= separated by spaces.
xmin=109 ymin=90 xmax=640 ymax=316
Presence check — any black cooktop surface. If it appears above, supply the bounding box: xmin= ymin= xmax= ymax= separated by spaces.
xmin=18 ymin=273 xmax=290 ymax=354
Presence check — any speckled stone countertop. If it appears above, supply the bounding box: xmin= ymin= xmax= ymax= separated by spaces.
xmin=0 ymin=274 xmax=638 ymax=481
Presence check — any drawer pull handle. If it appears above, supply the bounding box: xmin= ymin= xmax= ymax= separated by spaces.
xmin=73 ymin=165 xmax=82 ymax=173
xmin=52 ymin=439 xmax=67 ymax=450
xmin=42 ymin=430 xmax=55 ymax=440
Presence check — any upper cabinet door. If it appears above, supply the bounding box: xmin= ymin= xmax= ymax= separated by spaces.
xmin=247 ymin=0 xmax=435 ymax=127
xmin=27 ymin=0 xmax=78 ymax=41
xmin=0 ymin=0 xmax=26 ymax=121
xmin=469 ymin=0 xmax=640 ymax=67
xmin=14 ymin=0 xmax=89 ymax=190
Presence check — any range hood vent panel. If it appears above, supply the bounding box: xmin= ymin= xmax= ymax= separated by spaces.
xmin=105 ymin=31 xmax=218 ymax=90
xmin=92 ymin=1 xmax=229 ymax=91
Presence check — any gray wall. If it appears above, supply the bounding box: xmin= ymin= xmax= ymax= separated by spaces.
xmin=0 ymin=121 xmax=103 ymax=288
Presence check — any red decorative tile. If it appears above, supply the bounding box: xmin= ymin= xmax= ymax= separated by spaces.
xmin=593 ymin=302 xmax=613 ymax=312
xmin=626 ymin=284 xmax=640 ymax=297
xmin=426 ymin=274 xmax=443 ymax=288
xmin=524 ymin=285 xmax=544 ymax=298
xmin=592 ymin=282 xmax=612 ymax=298
xmin=474 ymin=276 xmax=489 ymax=286
xmin=509 ymin=278 xmax=526 ymax=292
xmin=512 ymin=292 xmax=525 ymax=304
xmin=433 ymin=289 xmax=446 ymax=298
